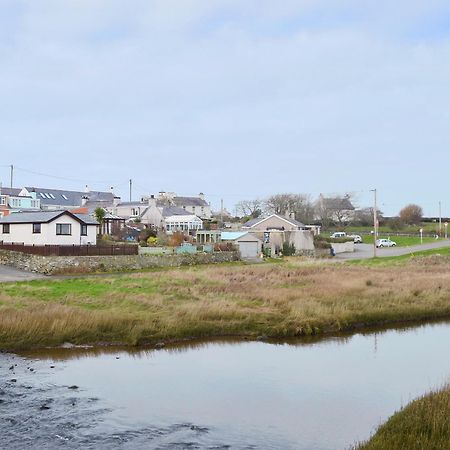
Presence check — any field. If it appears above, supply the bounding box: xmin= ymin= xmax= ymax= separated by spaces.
xmin=1 ymin=254 xmax=450 ymax=350
xmin=355 ymin=386 xmax=450 ymax=449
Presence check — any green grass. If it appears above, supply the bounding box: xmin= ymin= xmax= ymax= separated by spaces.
xmin=349 ymin=246 xmax=450 ymax=267
xmin=354 ymin=386 xmax=450 ymax=450
xmin=1 ymin=257 xmax=450 ymax=350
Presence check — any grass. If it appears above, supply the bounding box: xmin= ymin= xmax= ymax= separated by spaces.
xmin=1 ymin=254 xmax=450 ymax=350
xmin=354 ymin=386 xmax=450 ymax=450
xmin=349 ymin=246 xmax=450 ymax=267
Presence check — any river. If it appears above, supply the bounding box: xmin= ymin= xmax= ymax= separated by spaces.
xmin=1 ymin=321 xmax=450 ymax=449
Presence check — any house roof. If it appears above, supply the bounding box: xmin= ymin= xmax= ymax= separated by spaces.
xmin=220 ymin=231 xmax=248 ymax=240
xmin=25 ymin=187 xmax=115 ymax=207
xmin=172 ymin=196 xmax=209 ymax=207
xmin=242 ymin=214 xmax=305 ymax=229
xmin=0 ymin=187 xmax=21 ymax=196
xmin=0 ymin=210 xmax=98 ymax=225
xmin=319 ymin=196 xmax=355 ymax=210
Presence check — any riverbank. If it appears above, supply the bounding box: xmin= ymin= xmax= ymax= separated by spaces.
xmin=355 ymin=386 xmax=450 ymax=449
xmin=1 ymin=256 xmax=450 ymax=350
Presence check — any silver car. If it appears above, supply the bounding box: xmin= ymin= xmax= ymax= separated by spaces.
xmin=376 ymin=238 xmax=397 ymax=248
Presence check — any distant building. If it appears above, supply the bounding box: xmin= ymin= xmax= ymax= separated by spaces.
xmin=242 ymin=214 xmax=306 ymax=231
xmin=21 ymin=186 xmax=118 ymax=211
xmin=0 ymin=187 xmax=41 ymax=217
xmin=152 ymin=192 xmax=212 ymax=220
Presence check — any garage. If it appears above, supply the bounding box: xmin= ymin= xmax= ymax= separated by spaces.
xmin=220 ymin=231 xmax=262 ymax=259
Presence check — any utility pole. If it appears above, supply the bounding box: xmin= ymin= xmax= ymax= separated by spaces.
xmin=371 ymin=189 xmax=378 ymax=258
xmin=439 ymin=201 xmax=442 ymax=236
xmin=129 ymin=179 xmax=132 ymax=202
xmin=10 ymin=165 xmax=13 ymax=188
xmin=220 ymin=198 xmax=224 ymax=228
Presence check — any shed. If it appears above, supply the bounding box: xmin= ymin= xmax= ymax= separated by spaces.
xmin=221 ymin=231 xmax=262 ymax=259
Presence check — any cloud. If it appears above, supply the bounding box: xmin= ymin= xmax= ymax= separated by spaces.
xmin=0 ymin=1 xmax=449 ymax=214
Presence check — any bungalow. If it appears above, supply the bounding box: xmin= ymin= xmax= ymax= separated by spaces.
xmin=0 ymin=211 xmax=98 ymax=246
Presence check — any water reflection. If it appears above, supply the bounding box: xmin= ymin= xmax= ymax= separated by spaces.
xmin=3 ymin=320 xmax=450 ymax=449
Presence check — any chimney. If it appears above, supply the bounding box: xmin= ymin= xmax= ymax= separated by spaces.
xmin=84 ymin=185 xmax=90 ymax=193
xmin=113 ymin=196 xmax=120 ymax=207
xmin=81 ymin=195 xmax=88 ymax=206
xmin=199 ymin=192 xmax=205 ymax=201
xmin=148 ymin=194 xmax=156 ymax=208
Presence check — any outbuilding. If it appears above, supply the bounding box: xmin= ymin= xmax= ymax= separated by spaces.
xmin=220 ymin=231 xmax=262 ymax=259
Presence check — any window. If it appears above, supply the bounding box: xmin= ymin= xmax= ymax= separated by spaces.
xmin=56 ymin=223 xmax=72 ymax=235
xmin=3 ymin=224 xmax=10 ymax=234
xmin=81 ymin=224 xmax=88 ymax=236
xmin=0 ymin=196 xmax=6 ymax=206
xmin=32 ymin=223 xmax=41 ymax=234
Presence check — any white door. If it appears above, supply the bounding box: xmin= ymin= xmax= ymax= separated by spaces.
xmin=238 ymin=241 xmax=259 ymax=258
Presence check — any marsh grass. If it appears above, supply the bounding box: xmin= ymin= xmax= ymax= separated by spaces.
xmin=354 ymin=386 xmax=450 ymax=450
xmin=1 ymin=257 xmax=450 ymax=349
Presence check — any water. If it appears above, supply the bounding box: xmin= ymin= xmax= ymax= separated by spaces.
xmin=1 ymin=321 xmax=450 ymax=449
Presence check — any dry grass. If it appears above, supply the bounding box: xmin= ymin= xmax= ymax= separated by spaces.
xmin=354 ymin=385 xmax=450 ymax=449
xmin=1 ymin=257 xmax=450 ymax=349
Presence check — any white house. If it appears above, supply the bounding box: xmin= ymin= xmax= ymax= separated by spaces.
xmin=0 ymin=211 xmax=98 ymax=246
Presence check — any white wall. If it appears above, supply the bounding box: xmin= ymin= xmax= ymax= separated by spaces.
xmin=0 ymin=216 xmax=97 ymax=245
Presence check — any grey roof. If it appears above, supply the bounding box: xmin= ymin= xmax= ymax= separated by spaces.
xmin=161 ymin=206 xmax=188 ymax=217
xmin=0 ymin=210 xmax=98 ymax=225
xmin=25 ymin=187 xmax=115 ymax=207
xmin=172 ymin=196 xmax=208 ymax=207
xmin=243 ymin=214 xmax=305 ymax=229
xmin=319 ymin=196 xmax=355 ymax=211
xmin=0 ymin=187 xmax=22 ymax=196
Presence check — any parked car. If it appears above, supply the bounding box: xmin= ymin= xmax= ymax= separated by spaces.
xmin=330 ymin=232 xmax=347 ymax=239
xmin=348 ymin=234 xmax=362 ymax=244
xmin=376 ymin=238 xmax=397 ymax=248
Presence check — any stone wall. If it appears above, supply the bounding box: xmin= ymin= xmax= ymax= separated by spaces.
xmin=0 ymin=249 xmax=240 ymax=275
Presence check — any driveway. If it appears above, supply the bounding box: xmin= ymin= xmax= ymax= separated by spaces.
xmin=0 ymin=265 xmax=45 ymax=282
xmin=335 ymin=239 xmax=450 ymax=260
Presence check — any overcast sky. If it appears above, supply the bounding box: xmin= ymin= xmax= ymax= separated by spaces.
xmin=1 ymin=1 xmax=449 ymax=216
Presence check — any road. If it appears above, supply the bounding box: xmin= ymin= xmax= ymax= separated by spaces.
xmin=0 ymin=265 xmax=45 ymax=282
xmin=335 ymin=239 xmax=450 ymax=260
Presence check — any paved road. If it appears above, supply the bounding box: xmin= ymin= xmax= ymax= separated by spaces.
xmin=0 ymin=265 xmax=45 ymax=282
xmin=335 ymin=239 xmax=450 ymax=260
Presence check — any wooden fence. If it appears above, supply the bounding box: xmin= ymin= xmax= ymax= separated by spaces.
xmin=0 ymin=243 xmax=139 ymax=256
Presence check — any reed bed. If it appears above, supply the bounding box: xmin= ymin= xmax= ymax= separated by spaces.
xmin=1 ymin=257 xmax=450 ymax=349
xmin=354 ymin=385 xmax=450 ymax=449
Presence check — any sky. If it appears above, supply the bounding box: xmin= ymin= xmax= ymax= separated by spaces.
xmin=0 ymin=1 xmax=450 ymax=216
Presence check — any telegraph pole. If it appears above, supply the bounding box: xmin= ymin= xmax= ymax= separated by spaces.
xmin=439 ymin=201 xmax=442 ymax=236
xmin=10 ymin=165 xmax=13 ymax=188
xmin=371 ymin=189 xmax=378 ymax=258
xmin=129 ymin=179 xmax=132 ymax=202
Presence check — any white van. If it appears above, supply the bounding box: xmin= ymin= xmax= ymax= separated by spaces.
xmin=330 ymin=232 xmax=347 ymax=239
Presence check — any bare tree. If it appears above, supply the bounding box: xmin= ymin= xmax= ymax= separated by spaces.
xmin=265 ymin=193 xmax=315 ymax=223
xmin=235 ymin=199 xmax=263 ymax=218
xmin=399 ymin=204 xmax=423 ymax=225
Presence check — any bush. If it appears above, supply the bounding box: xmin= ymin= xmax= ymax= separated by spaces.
xmin=282 ymin=242 xmax=296 ymax=256
xmin=313 ymin=235 xmax=332 ymax=249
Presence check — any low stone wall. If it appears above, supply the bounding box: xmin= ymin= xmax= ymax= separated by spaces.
xmin=331 ymin=241 xmax=355 ymax=254
xmin=0 ymin=249 xmax=240 ymax=275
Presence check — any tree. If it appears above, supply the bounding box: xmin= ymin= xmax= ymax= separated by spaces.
xmin=265 ymin=193 xmax=315 ymax=223
xmin=352 ymin=207 xmax=384 ymax=227
xmin=399 ymin=204 xmax=423 ymax=225
xmin=94 ymin=207 xmax=106 ymax=235
xmin=235 ymin=199 xmax=263 ymax=219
